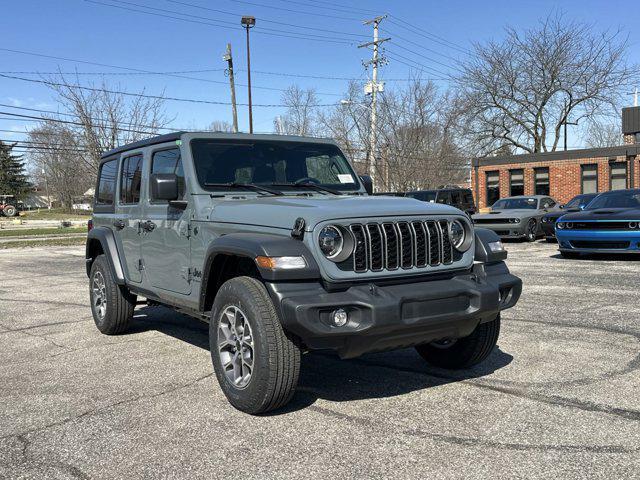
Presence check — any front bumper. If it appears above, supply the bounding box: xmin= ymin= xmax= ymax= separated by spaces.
xmin=473 ymin=223 xmax=526 ymax=239
xmin=556 ymin=230 xmax=640 ymax=254
xmin=541 ymin=221 xmax=555 ymax=238
xmin=266 ymin=262 xmax=522 ymax=359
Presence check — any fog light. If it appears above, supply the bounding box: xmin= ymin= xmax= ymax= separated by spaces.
xmin=332 ymin=308 xmax=348 ymax=327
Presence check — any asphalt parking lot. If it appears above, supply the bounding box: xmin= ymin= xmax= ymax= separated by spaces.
xmin=1 ymin=242 xmax=639 ymax=479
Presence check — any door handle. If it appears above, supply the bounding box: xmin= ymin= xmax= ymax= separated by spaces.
xmin=113 ymin=219 xmax=126 ymax=230
xmin=141 ymin=220 xmax=156 ymax=232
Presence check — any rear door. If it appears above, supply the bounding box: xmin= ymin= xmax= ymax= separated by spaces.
xmin=114 ymin=152 xmax=144 ymax=283
xmin=141 ymin=146 xmax=192 ymax=295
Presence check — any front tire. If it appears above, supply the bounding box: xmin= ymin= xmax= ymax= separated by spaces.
xmin=89 ymin=255 xmax=136 ymax=334
xmin=524 ymin=219 xmax=537 ymax=242
xmin=416 ymin=315 xmax=500 ymax=369
xmin=210 ymin=276 xmax=301 ymax=414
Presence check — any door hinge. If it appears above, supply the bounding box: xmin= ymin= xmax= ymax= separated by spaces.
xmin=138 ymin=259 xmax=145 ymax=271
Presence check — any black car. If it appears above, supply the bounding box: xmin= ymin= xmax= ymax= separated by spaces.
xmin=540 ymin=193 xmax=599 ymax=242
xmin=406 ymin=187 xmax=476 ymax=215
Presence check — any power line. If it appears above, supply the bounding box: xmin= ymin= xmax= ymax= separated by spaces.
xmin=0 ymin=73 xmax=346 ymax=107
xmin=163 ymin=0 xmax=368 ymax=38
xmin=86 ymin=0 xmax=357 ymax=45
xmin=0 ymin=103 xmax=183 ymax=131
xmin=382 ymin=27 xmax=463 ymax=64
xmin=229 ymin=0 xmax=362 ymax=22
xmin=387 ymin=16 xmax=471 ymax=56
xmin=384 ymin=49 xmax=455 ymax=79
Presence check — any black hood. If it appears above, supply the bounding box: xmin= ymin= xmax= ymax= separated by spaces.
xmin=559 ymin=208 xmax=640 ymax=221
xmin=543 ymin=208 xmax=580 ymax=220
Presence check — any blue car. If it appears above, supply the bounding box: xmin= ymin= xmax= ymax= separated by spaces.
xmin=555 ymin=189 xmax=640 ymax=258
xmin=540 ymin=193 xmax=599 ymax=242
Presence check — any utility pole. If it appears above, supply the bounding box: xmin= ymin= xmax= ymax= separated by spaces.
xmin=222 ymin=43 xmax=239 ymax=133
xmin=241 ymin=16 xmax=256 ymax=134
xmin=359 ymin=15 xmax=390 ymax=184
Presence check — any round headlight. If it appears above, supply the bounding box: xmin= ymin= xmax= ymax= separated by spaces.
xmin=557 ymin=222 xmax=565 ymax=229
xmin=318 ymin=225 xmax=354 ymax=262
xmin=513 ymin=218 xmax=521 ymax=224
xmin=449 ymin=220 xmax=472 ymax=252
xmin=566 ymin=222 xmax=573 ymax=229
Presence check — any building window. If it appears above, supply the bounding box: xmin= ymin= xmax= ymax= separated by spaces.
xmin=609 ymin=162 xmax=627 ymax=191
xmin=509 ymin=169 xmax=524 ymax=196
xmin=581 ymin=164 xmax=598 ymax=194
xmin=486 ymin=171 xmax=500 ymax=206
xmin=534 ymin=168 xmax=550 ymax=195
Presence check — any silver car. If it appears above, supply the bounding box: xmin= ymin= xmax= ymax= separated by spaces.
xmin=472 ymin=195 xmax=560 ymax=242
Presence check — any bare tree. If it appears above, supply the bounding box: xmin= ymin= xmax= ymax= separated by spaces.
xmin=46 ymin=74 xmax=171 ymax=173
xmin=276 ymin=85 xmax=319 ymax=136
xmin=457 ymin=14 xmax=637 ymax=155
xmin=318 ymin=79 xmax=466 ymax=191
xmin=27 ymin=121 xmax=93 ymax=211
xmin=209 ymin=120 xmax=234 ymax=132
xmin=584 ymin=118 xmax=621 ymax=148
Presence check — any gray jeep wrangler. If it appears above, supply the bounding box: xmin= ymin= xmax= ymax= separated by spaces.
xmin=86 ymin=132 xmax=521 ymax=414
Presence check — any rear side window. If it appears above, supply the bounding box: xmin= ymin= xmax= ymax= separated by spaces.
xmin=96 ymin=159 xmax=118 ymax=205
xmin=463 ymin=191 xmax=474 ymax=205
xmin=436 ymin=191 xmax=451 ymax=204
xmin=450 ymin=190 xmax=462 ymax=205
xmin=119 ymin=154 xmax=143 ymax=204
xmin=151 ymin=148 xmax=185 ymax=200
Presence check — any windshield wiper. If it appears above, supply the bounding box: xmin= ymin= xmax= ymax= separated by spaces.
xmin=270 ymin=182 xmax=341 ymax=195
xmin=204 ymin=182 xmax=283 ymax=196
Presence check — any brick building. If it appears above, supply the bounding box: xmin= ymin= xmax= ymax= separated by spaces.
xmin=471 ymin=106 xmax=640 ymax=209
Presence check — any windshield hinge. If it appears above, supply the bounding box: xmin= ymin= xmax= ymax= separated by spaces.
xmin=291 ymin=217 xmax=305 ymax=240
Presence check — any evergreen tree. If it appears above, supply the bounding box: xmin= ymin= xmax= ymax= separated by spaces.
xmin=0 ymin=141 xmax=31 ymax=199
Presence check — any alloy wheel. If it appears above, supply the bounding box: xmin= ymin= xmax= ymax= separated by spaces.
xmin=218 ymin=306 xmax=255 ymax=389
xmin=92 ymin=271 xmax=107 ymax=320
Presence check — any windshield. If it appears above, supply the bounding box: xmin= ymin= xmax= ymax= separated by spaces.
xmin=566 ymin=194 xmax=597 ymax=209
xmin=406 ymin=191 xmax=437 ymax=202
xmin=587 ymin=190 xmax=640 ymax=209
xmin=190 ymin=139 xmax=360 ymax=192
xmin=492 ymin=198 xmax=538 ymax=210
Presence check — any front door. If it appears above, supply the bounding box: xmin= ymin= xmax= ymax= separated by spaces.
xmin=141 ymin=146 xmax=192 ymax=295
xmin=114 ymin=153 xmax=144 ymax=283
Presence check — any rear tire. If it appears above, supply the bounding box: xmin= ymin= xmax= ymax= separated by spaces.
xmin=416 ymin=315 xmax=500 ymax=369
xmin=3 ymin=205 xmax=16 ymax=217
xmin=89 ymin=255 xmax=136 ymax=334
xmin=210 ymin=276 xmax=301 ymax=414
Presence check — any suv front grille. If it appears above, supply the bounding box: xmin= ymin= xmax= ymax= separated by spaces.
xmin=348 ymin=220 xmax=455 ymax=273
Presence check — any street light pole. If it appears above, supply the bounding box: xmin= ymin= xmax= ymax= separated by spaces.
xmin=241 ymin=16 xmax=256 ymax=134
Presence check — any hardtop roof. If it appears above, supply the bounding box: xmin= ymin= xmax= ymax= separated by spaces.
xmin=100 ymin=131 xmax=339 ymax=160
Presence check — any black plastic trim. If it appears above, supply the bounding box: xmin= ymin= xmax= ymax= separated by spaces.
xmin=85 ymin=227 xmax=125 ymax=284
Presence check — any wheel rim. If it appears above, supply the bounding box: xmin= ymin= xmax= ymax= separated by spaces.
xmin=92 ymin=271 xmax=107 ymax=320
xmin=527 ymin=220 xmax=536 ymax=238
xmin=218 ymin=306 xmax=254 ymax=389
xmin=431 ymin=338 xmax=457 ymax=349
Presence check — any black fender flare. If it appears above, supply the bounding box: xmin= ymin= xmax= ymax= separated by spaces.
xmin=474 ymin=228 xmax=508 ymax=264
xmin=199 ymin=232 xmax=321 ymax=311
xmin=85 ymin=227 xmax=126 ymax=284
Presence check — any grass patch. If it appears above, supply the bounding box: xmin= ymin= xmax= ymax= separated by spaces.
xmin=0 ymin=236 xmax=87 ymax=250
xmin=0 ymin=227 xmax=86 ymax=237
xmin=15 ymin=208 xmax=91 ymax=221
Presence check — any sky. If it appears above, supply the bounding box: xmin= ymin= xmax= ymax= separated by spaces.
xmin=1 ymin=0 xmax=639 ymax=148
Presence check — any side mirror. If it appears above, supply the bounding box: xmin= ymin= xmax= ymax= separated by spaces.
xmin=579 ymin=204 xmax=586 ymax=210
xmin=151 ymin=173 xmax=179 ymax=201
xmin=559 ymin=204 xmax=565 ymax=209
xmin=359 ymin=175 xmax=373 ymax=195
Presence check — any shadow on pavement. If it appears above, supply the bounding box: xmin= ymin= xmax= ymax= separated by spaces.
xmin=129 ymin=305 xmax=513 ymax=414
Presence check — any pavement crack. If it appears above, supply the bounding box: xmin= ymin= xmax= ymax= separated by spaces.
xmin=0 ymin=373 xmax=214 ymax=442
xmin=308 ymin=405 xmax=638 ymax=454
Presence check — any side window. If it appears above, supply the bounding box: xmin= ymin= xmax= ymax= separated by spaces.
xmin=450 ymin=190 xmax=462 ymax=205
xmin=119 ymin=154 xmax=143 ymax=204
xmin=463 ymin=191 xmax=474 ymax=205
xmin=436 ymin=191 xmax=451 ymax=204
xmin=151 ymin=148 xmax=185 ymax=201
xmin=541 ymin=197 xmax=555 ymax=209
xmin=96 ymin=159 xmax=118 ymax=205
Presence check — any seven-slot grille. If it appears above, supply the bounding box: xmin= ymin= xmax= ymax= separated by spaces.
xmin=348 ymin=220 xmax=455 ymax=273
